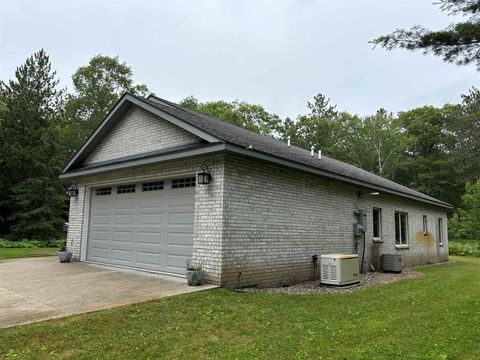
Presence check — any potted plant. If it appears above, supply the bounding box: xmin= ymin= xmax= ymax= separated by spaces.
xmin=186 ymin=259 xmax=204 ymax=286
xmin=59 ymin=238 xmax=72 ymax=263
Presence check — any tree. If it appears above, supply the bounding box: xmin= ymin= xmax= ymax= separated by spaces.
xmin=372 ymin=0 xmax=480 ymax=69
xmin=349 ymin=109 xmax=407 ymax=178
xmin=455 ymin=87 xmax=480 ymax=179
xmin=179 ymin=96 xmax=281 ymax=137
xmin=0 ymin=49 xmax=67 ymax=240
xmin=281 ymin=94 xmax=351 ymax=160
xmin=394 ymin=105 xmax=463 ymax=207
xmin=449 ymin=179 xmax=480 ymax=239
xmin=65 ymin=55 xmax=149 ymax=152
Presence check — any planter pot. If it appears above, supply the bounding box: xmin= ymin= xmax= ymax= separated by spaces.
xmin=186 ymin=270 xmax=204 ymax=286
xmin=59 ymin=251 xmax=72 ymax=263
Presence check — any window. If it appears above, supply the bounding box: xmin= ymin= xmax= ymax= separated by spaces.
xmin=95 ymin=187 xmax=111 ymax=196
xmin=117 ymin=184 xmax=136 ymax=194
xmin=423 ymin=215 xmax=428 ymax=234
xmin=172 ymin=177 xmax=196 ymax=189
xmin=395 ymin=212 xmax=409 ymax=246
xmin=373 ymin=208 xmax=382 ymax=239
xmin=142 ymin=181 xmax=164 ymax=192
xmin=438 ymin=218 xmax=444 ymax=246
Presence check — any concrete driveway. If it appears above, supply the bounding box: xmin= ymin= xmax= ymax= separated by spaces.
xmin=0 ymin=257 xmax=216 ymax=329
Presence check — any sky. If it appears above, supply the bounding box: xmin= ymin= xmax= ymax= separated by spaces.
xmin=0 ymin=0 xmax=478 ymax=119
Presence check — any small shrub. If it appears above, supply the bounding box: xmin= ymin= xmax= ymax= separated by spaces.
xmin=0 ymin=238 xmax=63 ymax=248
xmin=449 ymin=240 xmax=480 ymax=257
xmin=186 ymin=258 xmax=202 ymax=271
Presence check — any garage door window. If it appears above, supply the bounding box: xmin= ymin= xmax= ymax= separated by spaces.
xmin=117 ymin=184 xmax=136 ymax=194
xmin=142 ymin=181 xmax=164 ymax=191
xmin=95 ymin=187 xmax=111 ymax=196
xmin=172 ymin=177 xmax=196 ymax=189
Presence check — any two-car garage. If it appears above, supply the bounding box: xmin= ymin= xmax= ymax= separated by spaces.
xmin=86 ymin=176 xmax=196 ymax=275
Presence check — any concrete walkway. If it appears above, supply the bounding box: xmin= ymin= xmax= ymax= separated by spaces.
xmin=0 ymin=257 xmax=216 ymax=329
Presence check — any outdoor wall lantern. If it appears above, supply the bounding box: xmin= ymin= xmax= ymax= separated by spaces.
xmin=197 ymin=164 xmax=212 ymax=185
xmin=66 ymin=184 xmax=79 ymax=198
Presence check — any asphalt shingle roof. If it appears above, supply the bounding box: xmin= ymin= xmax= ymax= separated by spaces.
xmin=141 ymin=95 xmax=451 ymax=209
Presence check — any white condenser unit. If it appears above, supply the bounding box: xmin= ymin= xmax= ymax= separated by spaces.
xmin=320 ymin=254 xmax=360 ymax=286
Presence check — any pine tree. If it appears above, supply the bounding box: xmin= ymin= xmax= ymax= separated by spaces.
xmin=0 ymin=49 xmax=68 ymax=240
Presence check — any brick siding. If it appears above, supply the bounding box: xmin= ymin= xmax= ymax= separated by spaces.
xmin=84 ymin=106 xmax=200 ymax=165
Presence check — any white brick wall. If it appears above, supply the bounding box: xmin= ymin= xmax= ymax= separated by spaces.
xmin=84 ymin=106 xmax=200 ymax=165
xmin=221 ymin=155 xmax=448 ymax=287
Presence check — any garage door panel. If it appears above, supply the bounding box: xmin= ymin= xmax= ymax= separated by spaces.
xmin=168 ymin=233 xmax=194 ymax=246
xmin=112 ymin=230 xmax=134 ymax=242
xmin=113 ymin=214 xmax=135 ymax=225
xmin=89 ymin=247 xmax=109 ymax=259
xmin=170 ymin=193 xmax=195 ymax=206
xmin=166 ymin=254 xmax=189 ymax=269
xmin=87 ymin=180 xmax=194 ymax=275
xmin=91 ymin=201 xmax=110 ymax=210
xmin=140 ymin=196 xmax=164 ymax=208
xmin=114 ymin=198 xmax=136 ymax=209
xmin=91 ymin=215 xmax=110 ymax=225
xmin=111 ymin=249 xmax=133 ymax=262
xmin=137 ymin=252 xmax=162 ymax=266
xmin=138 ymin=213 xmax=165 ymax=225
xmin=137 ymin=231 xmax=163 ymax=244
xmin=168 ymin=212 xmax=194 ymax=225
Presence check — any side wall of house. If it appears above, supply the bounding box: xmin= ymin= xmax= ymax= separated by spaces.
xmin=221 ymin=154 xmax=448 ymax=288
xmin=66 ymin=155 xmax=226 ymax=284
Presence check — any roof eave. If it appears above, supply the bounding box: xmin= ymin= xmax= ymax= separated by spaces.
xmin=60 ymin=142 xmax=226 ymax=179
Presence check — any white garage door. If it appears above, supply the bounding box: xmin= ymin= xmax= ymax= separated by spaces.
xmin=86 ymin=177 xmax=196 ymax=275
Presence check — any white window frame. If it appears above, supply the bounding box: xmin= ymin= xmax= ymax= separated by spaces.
xmin=423 ymin=215 xmax=428 ymax=235
xmin=395 ymin=211 xmax=409 ymax=248
xmin=438 ymin=217 xmax=444 ymax=246
xmin=372 ymin=207 xmax=382 ymax=242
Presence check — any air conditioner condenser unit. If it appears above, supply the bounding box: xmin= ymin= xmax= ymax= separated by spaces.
xmin=320 ymin=254 xmax=360 ymax=286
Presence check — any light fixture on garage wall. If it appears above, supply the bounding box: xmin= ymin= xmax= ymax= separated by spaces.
xmin=197 ymin=164 xmax=212 ymax=185
xmin=66 ymin=184 xmax=79 ymax=198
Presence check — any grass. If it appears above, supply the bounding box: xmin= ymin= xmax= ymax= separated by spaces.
xmin=1 ymin=256 xmax=479 ymax=360
xmin=0 ymin=247 xmax=59 ymax=260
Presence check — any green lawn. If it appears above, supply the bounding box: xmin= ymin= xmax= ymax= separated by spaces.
xmin=0 ymin=247 xmax=59 ymax=260
xmin=1 ymin=257 xmax=479 ymax=360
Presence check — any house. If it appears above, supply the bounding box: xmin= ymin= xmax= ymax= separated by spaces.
xmin=60 ymin=93 xmax=451 ymax=287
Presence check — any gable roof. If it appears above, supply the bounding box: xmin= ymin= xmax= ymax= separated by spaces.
xmin=60 ymin=92 xmax=452 ymax=209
